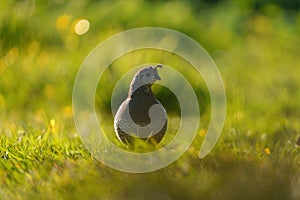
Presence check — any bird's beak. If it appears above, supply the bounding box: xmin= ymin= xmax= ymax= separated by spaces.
xmin=155 ymin=74 xmax=161 ymax=80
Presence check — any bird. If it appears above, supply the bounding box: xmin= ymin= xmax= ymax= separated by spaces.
xmin=114 ymin=64 xmax=167 ymax=145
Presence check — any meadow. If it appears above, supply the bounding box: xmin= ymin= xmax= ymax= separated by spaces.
xmin=0 ymin=0 xmax=300 ymax=199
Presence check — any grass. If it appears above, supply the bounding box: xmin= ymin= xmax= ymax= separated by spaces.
xmin=1 ymin=0 xmax=300 ymax=199
xmin=0 ymin=124 xmax=299 ymax=199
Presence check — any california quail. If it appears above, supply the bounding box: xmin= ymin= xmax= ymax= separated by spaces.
xmin=114 ymin=65 xmax=167 ymax=145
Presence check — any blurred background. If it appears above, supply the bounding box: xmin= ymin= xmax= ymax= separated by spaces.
xmin=0 ymin=0 xmax=299 ymax=131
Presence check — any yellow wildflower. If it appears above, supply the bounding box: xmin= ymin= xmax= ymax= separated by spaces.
xmin=198 ymin=129 xmax=206 ymax=137
xmin=264 ymin=148 xmax=271 ymax=155
xmin=49 ymin=119 xmax=58 ymax=133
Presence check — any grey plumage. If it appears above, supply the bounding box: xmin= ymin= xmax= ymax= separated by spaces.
xmin=114 ymin=65 xmax=167 ymax=145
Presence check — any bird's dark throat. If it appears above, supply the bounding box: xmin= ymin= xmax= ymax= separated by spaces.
xmin=130 ymin=84 xmax=153 ymax=98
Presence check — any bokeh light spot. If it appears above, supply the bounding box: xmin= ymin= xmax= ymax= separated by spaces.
xmin=56 ymin=14 xmax=71 ymax=31
xmin=74 ymin=19 xmax=90 ymax=35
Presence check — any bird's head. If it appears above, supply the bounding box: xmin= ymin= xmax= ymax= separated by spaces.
xmin=129 ymin=64 xmax=162 ymax=96
xmin=135 ymin=64 xmax=162 ymax=83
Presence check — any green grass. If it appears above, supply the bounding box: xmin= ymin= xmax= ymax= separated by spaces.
xmin=1 ymin=1 xmax=300 ymax=199
xmin=0 ymin=124 xmax=299 ymax=199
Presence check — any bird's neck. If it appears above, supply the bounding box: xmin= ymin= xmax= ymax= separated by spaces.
xmin=129 ymin=84 xmax=153 ymax=97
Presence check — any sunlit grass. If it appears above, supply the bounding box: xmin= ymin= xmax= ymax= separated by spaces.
xmin=0 ymin=123 xmax=299 ymax=199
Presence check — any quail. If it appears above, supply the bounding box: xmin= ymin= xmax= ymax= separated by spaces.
xmin=114 ymin=65 xmax=167 ymax=145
